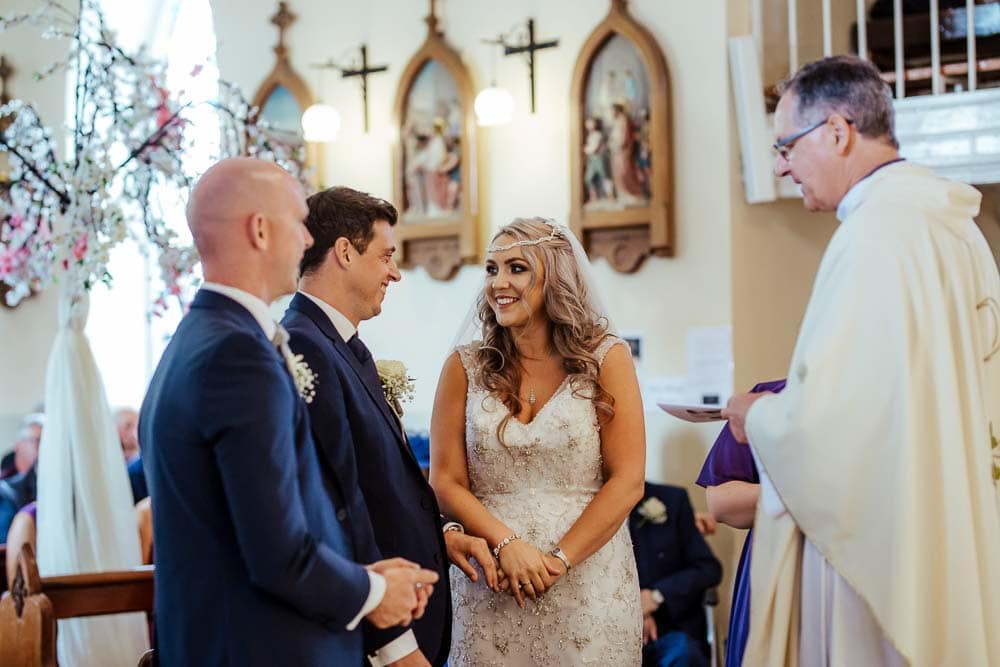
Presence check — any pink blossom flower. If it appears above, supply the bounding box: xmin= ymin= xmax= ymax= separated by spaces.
xmin=190 ymin=64 xmax=203 ymax=78
xmin=72 ymin=234 xmax=88 ymax=261
xmin=0 ymin=249 xmax=15 ymax=277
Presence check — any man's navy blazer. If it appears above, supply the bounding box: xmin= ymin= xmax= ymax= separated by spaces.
xmin=140 ymin=289 xmax=370 ymax=666
xmin=283 ymin=292 xmax=452 ymax=666
xmin=628 ymin=482 xmax=723 ymax=654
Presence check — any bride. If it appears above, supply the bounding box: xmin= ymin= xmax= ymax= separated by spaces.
xmin=430 ymin=217 xmax=645 ymax=665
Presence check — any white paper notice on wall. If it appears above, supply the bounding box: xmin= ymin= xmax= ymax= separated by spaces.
xmin=641 ymin=375 xmax=688 ymax=412
xmin=686 ymin=326 xmax=733 ymax=407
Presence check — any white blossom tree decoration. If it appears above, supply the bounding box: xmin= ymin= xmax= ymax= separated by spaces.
xmin=0 ymin=0 xmax=310 ymax=309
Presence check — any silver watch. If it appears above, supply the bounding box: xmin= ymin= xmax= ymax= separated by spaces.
xmin=550 ymin=547 xmax=572 ymax=572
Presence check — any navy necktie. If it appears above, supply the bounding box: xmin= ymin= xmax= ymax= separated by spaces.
xmin=347 ymin=334 xmax=381 ymax=390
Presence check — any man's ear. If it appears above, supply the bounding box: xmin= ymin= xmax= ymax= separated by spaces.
xmin=332 ymin=236 xmax=353 ymax=269
xmin=830 ymin=113 xmax=853 ymax=156
xmin=247 ymin=212 xmax=268 ymax=250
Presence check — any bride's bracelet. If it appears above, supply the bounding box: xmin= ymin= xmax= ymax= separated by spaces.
xmin=492 ymin=533 xmax=521 ymax=559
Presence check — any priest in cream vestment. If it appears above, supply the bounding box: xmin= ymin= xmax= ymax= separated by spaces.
xmin=723 ymin=56 xmax=1000 ymax=666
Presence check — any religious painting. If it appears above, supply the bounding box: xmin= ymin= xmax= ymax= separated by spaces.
xmin=582 ymin=35 xmax=651 ymax=211
xmin=401 ymin=60 xmax=462 ymax=221
xmin=259 ymin=83 xmax=304 ymax=142
xmin=570 ymin=0 xmax=673 ymax=273
xmin=391 ymin=5 xmax=479 ymax=281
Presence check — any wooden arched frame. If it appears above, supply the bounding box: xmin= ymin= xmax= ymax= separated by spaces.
xmin=252 ymin=64 xmax=313 ymax=125
xmin=252 ymin=7 xmax=321 ymax=186
xmin=569 ymin=0 xmax=673 ymax=273
xmin=391 ymin=16 xmax=479 ymax=281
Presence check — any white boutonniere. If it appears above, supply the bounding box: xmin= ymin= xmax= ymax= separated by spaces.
xmin=636 ymin=496 xmax=668 ymax=527
xmin=375 ymin=359 xmax=415 ymax=416
xmin=277 ymin=341 xmax=317 ymax=404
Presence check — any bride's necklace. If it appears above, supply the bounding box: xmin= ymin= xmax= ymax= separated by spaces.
xmin=528 ymin=388 xmax=537 ymax=406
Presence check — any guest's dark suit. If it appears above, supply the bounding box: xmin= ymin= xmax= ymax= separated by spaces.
xmin=140 ymin=290 xmax=371 ymax=666
xmin=127 ymin=456 xmax=148 ymax=503
xmin=629 ymin=482 xmax=723 ymax=663
xmin=283 ymin=292 xmax=452 ymax=666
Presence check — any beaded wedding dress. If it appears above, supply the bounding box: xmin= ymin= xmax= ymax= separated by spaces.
xmin=449 ymin=337 xmax=642 ymax=666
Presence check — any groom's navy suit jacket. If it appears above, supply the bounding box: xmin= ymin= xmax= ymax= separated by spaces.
xmin=283 ymin=293 xmax=452 ymax=666
xmin=140 ymin=290 xmax=370 ymax=666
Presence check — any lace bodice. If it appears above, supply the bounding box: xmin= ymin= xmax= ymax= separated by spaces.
xmin=449 ymin=336 xmax=641 ymax=666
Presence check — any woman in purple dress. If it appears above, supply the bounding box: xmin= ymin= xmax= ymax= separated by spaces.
xmin=696 ymin=379 xmax=785 ymax=667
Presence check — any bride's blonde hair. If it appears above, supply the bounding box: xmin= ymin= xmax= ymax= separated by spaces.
xmin=474 ymin=217 xmax=615 ymax=445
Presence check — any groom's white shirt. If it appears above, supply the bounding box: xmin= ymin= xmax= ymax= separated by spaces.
xmin=298 ymin=289 xmax=420 ymax=665
xmin=201 ymin=283 xmax=386 ymax=632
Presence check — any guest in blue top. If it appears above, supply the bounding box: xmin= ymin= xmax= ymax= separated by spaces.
xmin=696 ymin=379 xmax=786 ymax=666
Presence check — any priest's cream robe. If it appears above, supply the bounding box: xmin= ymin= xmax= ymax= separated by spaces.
xmin=744 ymin=161 xmax=1000 ymax=667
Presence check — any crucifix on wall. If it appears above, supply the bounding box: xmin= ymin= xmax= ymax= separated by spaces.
xmin=499 ymin=19 xmax=559 ymax=113
xmin=340 ymin=45 xmax=389 ymax=133
xmin=312 ymin=44 xmax=389 ymax=134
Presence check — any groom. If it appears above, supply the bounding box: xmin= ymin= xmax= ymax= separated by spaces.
xmin=141 ymin=160 xmax=438 ymax=665
xmin=283 ymin=187 xmax=496 ymax=666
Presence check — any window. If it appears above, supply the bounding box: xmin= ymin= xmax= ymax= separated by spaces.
xmin=86 ymin=0 xmax=218 ymax=409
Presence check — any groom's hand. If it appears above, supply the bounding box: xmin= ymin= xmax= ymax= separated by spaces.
xmin=366 ymin=558 xmax=439 ymax=629
xmin=444 ymin=530 xmax=500 ymax=592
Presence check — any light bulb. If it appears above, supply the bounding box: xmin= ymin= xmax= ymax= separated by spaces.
xmin=301 ymin=103 xmax=342 ymax=142
xmin=474 ymin=86 xmax=514 ymax=127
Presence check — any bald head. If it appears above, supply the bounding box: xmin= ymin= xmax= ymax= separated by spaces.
xmin=188 ymin=158 xmax=312 ymax=302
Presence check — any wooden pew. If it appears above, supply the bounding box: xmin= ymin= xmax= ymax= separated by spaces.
xmin=0 ymin=544 xmax=154 ymax=667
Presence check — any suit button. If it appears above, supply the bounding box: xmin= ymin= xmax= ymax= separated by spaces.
xmin=336 ymin=509 xmax=348 ymax=522
xmin=420 ymin=496 xmax=431 ymax=510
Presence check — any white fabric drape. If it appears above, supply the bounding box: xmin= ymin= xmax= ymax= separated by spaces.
xmin=35 ymin=281 xmax=149 ymax=667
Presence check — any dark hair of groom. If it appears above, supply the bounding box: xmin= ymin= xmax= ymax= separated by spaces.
xmin=300 ymin=187 xmax=398 ymax=276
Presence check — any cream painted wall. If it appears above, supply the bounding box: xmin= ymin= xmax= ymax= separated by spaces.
xmin=211 ymin=0 xmax=734 ymax=491
xmin=0 ymin=0 xmax=70 ymax=447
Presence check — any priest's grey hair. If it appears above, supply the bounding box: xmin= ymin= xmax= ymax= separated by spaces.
xmin=778 ymin=55 xmax=898 ymax=149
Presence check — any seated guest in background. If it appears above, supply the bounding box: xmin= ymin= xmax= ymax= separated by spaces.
xmin=0 ymin=416 xmax=42 ymax=541
xmin=4 ymin=501 xmax=35 ymax=585
xmin=115 ymin=407 xmax=141 ymax=463
xmin=141 ymin=158 xmax=438 ymax=665
xmin=127 ymin=455 xmax=147 ymax=504
xmin=0 ymin=452 xmax=14 ymax=479
xmin=1 ymin=415 xmax=42 ymax=480
xmin=630 ymin=481 xmax=723 ymax=667
xmin=697 ymin=379 xmax=785 ymax=667
xmin=116 ymin=407 xmax=149 ymax=503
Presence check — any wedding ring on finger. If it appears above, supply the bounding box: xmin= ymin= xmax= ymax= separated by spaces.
xmin=415 ymin=582 xmax=425 ymax=590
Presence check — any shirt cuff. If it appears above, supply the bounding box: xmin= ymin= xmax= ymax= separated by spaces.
xmin=348 ymin=571 xmax=385 ymax=631
xmin=368 ymin=630 xmax=420 ymax=666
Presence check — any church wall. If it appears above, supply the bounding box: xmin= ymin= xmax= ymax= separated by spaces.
xmin=210 ymin=0 xmax=735 ymax=492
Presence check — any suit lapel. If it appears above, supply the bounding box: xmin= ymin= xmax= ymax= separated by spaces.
xmin=288 ymin=295 xmax=417 ymax=465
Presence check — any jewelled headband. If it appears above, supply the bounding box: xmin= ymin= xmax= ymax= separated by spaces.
xmin=487 ymin=219 xmax=567 ymax=253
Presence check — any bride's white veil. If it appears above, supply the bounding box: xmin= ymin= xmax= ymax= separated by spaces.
xmin=450 ymin=217 xmax=615 ymax=350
